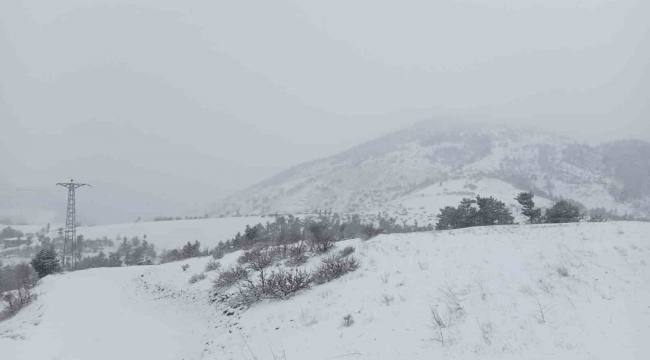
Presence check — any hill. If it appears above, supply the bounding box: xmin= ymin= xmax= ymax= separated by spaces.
xmin=1 ymin=222 xmax=649 ymax=359
xmin=210 ymin=120 xmax=650 ymax=224
xmin=0 ymin=217 xmax=266 ymax=265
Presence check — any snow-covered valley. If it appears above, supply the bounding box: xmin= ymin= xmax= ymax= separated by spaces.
xmin=2 ymin=222 xmax=649 ymax=360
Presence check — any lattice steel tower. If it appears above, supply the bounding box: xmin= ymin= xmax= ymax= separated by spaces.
xmin=57 ymin=179 xmax=90 ymax=268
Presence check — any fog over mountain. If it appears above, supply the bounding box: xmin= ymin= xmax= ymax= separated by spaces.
xmin=1 ymin=0 xmax=649 ymax=224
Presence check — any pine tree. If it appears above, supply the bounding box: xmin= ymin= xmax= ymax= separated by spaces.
xmin=31 ymin=247 xmax=62 ymax=278
xmin=544 ymin=200 xmax=584 ymax=223
xmin=476 ymin=195 xmax=514 ymax=226
xmin=515 ymin=191 xmax=542 ymax=224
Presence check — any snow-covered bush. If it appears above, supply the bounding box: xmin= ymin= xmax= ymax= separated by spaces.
xmin=188 ymin=273 xmax=207 ymax=284
xmin=312 ymin=251 xmax=359 ymax=285
xmin=205 ymin=260 xmax=221 ymax=272
xmin=264 ymin=268 xmax=312 ymax=299
xmin=340 ymin=246 xmax=355 ymax=257
xmin=213 ymin=265 xmax=248 ymax=290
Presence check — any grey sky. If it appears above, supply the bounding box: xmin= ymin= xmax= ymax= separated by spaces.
xmin=1 ymin=0 xmax=648 ymax=224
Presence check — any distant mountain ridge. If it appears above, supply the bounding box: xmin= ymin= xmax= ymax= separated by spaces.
xmin=210 ymin=119 xmax=650 ymax=222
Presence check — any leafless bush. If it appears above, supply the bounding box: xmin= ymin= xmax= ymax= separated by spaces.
xmin=264 ymin=268 xmax=312 ymax=299
xmin=362 ymin=224 xmax=384 ymax=240
xmin=0 ymin=263 xmax=37 ymax=321
xmin=181 ymin=264 xmax=190 ymax=272
xmin=418 ymin=261 xmax=429 ymax=270
xmin=212 ymin=247 xmax=225 ymax=259
xmin=286 ymin=242 xmax=309 ymax=266
xmin=229 ymin=279 xmax=264 ymax=308
xmin=342 ymin=314 xmax=355 ymax=327
xmin=438 ymin=284 xmax=464 ymax=314
xmin=556 ymin=265 xmax=569 ymax=277
xmin=204 ymin=260 xmax=221 ymax=272
xmin=1 ymin=289 xmax=36 ymax=321
xmin=340 ymin=246 xmax=355 ymax=257
xmin=429 ymin=307 xmax=447 ymax=346
xmin=189 ymin=273 xmax=207 ymax=284
xmin=213 ymin=265 xmax=248 ymax=289
xmin=309 ymin=223 xmax=336 ymax=254
xmin=238 ymin=249 xmax=273 ymax=270
xmin=312 ymin=252 xmax=360 ymax=285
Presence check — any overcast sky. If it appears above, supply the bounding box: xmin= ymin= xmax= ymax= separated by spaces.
xmin=1 ymin=0 xmax=648 ymax=224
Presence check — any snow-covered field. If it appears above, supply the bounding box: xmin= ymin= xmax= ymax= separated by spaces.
xmin=1 ymin=222 xmax=649 ymax=360
xmin=0 ymin=217 xmax=266 ymax=264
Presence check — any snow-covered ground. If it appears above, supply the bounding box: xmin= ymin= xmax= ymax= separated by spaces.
xmin=0 ymin=217 xmax=267 ymax=265
xmin=1 ymin=222 xmax=649 ymax=360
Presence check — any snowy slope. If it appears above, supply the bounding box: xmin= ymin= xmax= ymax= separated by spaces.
xmin=0 ymin=217 xmax=266 ymax=265
xmin=210 ymin=120 xmax=650 ymax=220
xmin=2 ymin=217 xmax=265 ymax=250
xmin=2 ymin=222 xmax=649 ymax=360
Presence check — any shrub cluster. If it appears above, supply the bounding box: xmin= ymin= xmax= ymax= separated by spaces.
xmin=213 ymin=246 xmax=359 ymax=307
xmin=188 ymin=273 xmax=207 ymax=284
xmin=312 ymin=251 xmax=360 ymax=285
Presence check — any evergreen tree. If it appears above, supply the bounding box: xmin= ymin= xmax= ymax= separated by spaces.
xmin=475 ymin=195 xmax=514 ymax=226
xmin=515 ymin=191 xmax=542 ymax=224
xmin=544 ymin=200 xmax=584 ymax=223
xmin=31 ymin=247 xmax=62 ymax=278
xmin=107 ymin=252 xmax=122 ymax=267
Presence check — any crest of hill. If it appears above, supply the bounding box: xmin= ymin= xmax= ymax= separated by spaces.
xmin=210 ymin=119 xmax=650 ymax=221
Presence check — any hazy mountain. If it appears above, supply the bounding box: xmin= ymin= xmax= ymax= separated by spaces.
xmin=210 ymin=119 xmax=650 ymax=222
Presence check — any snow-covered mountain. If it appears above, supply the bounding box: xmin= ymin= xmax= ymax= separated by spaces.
xmin=210 ymin=119 xmax=650 ymax=223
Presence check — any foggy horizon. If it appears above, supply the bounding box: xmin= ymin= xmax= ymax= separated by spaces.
xmin=2 ymin=0 xmax=649 ymax=224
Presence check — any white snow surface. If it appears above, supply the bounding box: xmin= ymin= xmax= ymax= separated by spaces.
xmin=2 ymin=222 xmax=650 ymax=360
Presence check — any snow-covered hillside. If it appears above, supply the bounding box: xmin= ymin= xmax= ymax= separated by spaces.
xmin=2 ymin=222 xmax=649 ymax=360
xmin=210 ymin=120 xmax=650 ymax=222
xmin=0 ymin=217 xmax=266 ymax=265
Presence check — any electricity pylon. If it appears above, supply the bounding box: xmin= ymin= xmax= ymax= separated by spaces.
xmin=56 ymin=180 xmax=90 ymax=268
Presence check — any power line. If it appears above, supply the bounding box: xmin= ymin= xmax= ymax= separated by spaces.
xmin=56 ymin=180 xmax=91 ymax=268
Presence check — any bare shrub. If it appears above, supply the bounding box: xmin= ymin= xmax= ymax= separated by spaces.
xmin=308 ymin=223 xmax=335 ymax=254
xmin=189 ymin=273 xmax=207 ymax=284
xmin=213 ymin=265 xmax=248 ymax=289
xmin=265 ymin=268 xmax=312 ymax=299
xmin=204 ymin=260 xmax=221 ymax=272
xmin=340 ymin=246 xmax=355 ymax=257
xmin=312 ymin=253 xmax=360 ymax=285
xmin=342 ymin=314 xmax=355 ymax=327
xmin=418 ymin=261 xmax=429 ymax=270
xmin=429 ymin=307 xmax=447 ymax=346
xmin=239 ymin=249 xmax=273 ymax=270
xmin=362 ymin=224 xmax=384 ymax=240
xmin=0 ymin=263 xmax=37 ymax=320
xmin=212 ymin=247 xmax=225 ymax=259
xmin=1 ymin=290 xmax=36 ymax=320
xmin=286 ymin=242 xmax=309 ymax=266
xmin=181 ymin=264 xmax=190 ymax=272
xmin=556 ymin=265 xmax=569 ymax=277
